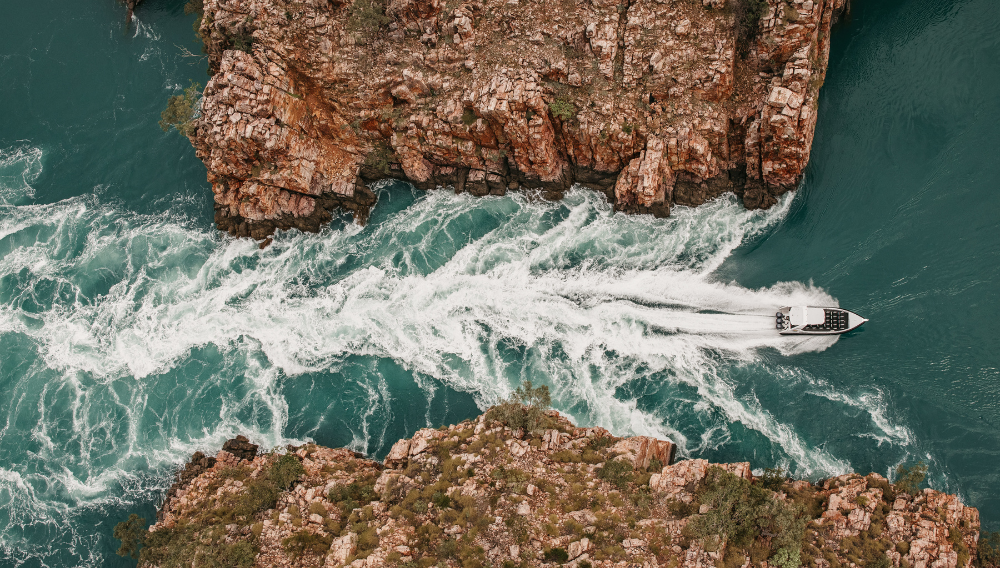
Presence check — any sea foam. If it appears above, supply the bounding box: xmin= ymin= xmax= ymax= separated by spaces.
xmin=0 ymin=183 xmax=913 ymax=566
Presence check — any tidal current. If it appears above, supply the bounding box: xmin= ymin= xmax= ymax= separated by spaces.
xmin=1 ymin=0 xmax=998 ymax=565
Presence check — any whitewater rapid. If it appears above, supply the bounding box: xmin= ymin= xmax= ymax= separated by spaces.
xmin=0 ymin=146 xmax=913 ymax=565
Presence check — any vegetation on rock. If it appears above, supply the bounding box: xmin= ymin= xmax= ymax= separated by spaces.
xmin=688 ymin=467 xmax=808 ymax=568
xmin=547 ymin=98 xmax=577 ymax=122
xmin=732 ymin=0 xmax=769 ymax=53
xmin=894 ymin=461 xmax=928 ymax=495
xmin=118 ymin=392 xmax=983 ymax=568
xmin=113 ymin=513 xmax=146 ymax=560
xmin=484 ymin=379 xmax=553 ymax=433
xmin=223 ymin=27 xmax=254 ymax=54
xmin=114 ymin=452 xmax=304 ymax=566
xmin=346 ymin=0 xmax=390 ymax=42
xmin=978 ymin=532 xmax=1000 ymax=568
xmin=183 ymin=0 xmax=210 ymax=48
xmin=159 ymin=82 xmax=201 ymax=137
xmin=362 ymin=141 xmax=400 ymax=177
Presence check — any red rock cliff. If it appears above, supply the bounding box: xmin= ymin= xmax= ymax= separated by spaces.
xmin=190 ymin=0 xmax=847 ymax=238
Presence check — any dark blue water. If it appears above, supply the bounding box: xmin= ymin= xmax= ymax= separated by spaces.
xmin=1 ymin=0 xmax=997 ymax=565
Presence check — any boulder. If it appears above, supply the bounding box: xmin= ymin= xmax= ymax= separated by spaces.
xmin=326 ymin=533 xmax=358 ymax=567
xmin=609 ymin=435 xmax=676 ymax=470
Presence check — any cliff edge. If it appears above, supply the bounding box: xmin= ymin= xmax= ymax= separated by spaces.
xmin=187 ymin=0 xmax=847 ymax=238
xmin=132 ymin=410 xmax=982 ymax=568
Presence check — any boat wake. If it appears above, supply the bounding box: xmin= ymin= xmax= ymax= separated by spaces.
xmin=0 ymin=163 xmax=914 ymax=566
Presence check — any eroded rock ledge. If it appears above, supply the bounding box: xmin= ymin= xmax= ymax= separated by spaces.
xmin=190 ymin=0 xmax=847 ymax=238
xmin=142 ymin=411 xmax=981 ymax=568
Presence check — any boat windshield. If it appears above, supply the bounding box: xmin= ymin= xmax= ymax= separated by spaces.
xmin=789 ymin=307 xmax=826 ymax=327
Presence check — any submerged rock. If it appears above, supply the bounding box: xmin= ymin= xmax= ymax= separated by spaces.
xmin=140 ymin=410 xmax=981 ymax=568
xmin=188 ymin=0 xmax=849 ymax=238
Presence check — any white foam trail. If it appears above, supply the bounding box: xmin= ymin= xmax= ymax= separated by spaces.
xmin=2 ymin=190 xmax=847 ymax=457
xmin=0 ymin=145 xmax=42 ymax=205
xmin=0 ymin=185 xmax=921 ymax=565
xmin=806 ymin=384 xmax=914 ymax=445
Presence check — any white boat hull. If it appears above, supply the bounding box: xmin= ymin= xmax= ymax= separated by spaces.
xmin=775 ymin=306 xmax=868 ymax=335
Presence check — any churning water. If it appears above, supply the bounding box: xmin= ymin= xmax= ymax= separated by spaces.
xmin=1 ymin=0 xmax=998 ymax=565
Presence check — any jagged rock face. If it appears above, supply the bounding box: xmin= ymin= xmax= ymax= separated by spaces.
xmin=145 ymin=411 xmax=981 ymax=568
xmin=222 ymin=434 xmax=260 ymax=461
xmin=192 ymin=0 xmax=847 ymax=237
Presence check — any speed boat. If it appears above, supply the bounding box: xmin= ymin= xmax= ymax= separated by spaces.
xmin=775 ymin=306 xmax=867 ymax=335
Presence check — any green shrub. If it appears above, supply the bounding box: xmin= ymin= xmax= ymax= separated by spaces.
xmin=329 ymin=477 xmax=380 ymax=515
xmin=431 ymin=491 xmax=451 ymax=509
xmin=232 ymin=454 xmax=305 ymax=518
xmin=865 ymin=556 xmax=892 ymax=568
xmin=347 ymin=0 xmax=391 ymax=40
xmin=282 ymin=530 xmax=333 ymax=558
xmin=629 ymin=486 xmax=654 ymax=510
xmin=438 ymin=538 xmax=459 ymax=559
xmin=440 ymin=457 xmax=467 ymax=483
xmin=782 ymin=4 xmax=800 ymax=24
xmin=184 ymin=0 xmax=209 ymax=45
xmin=894 ymin=461 xmax=928 ymax=495
xmin=978 ymin=532 xmax=1000 ymax=568
xmin=224 ymin=28 xmax=254 ymax=53
xmin=128 ymin=453 xmax=303 ymax=568
xmin=769 ymin=548 xmax=801 ymax=568
xmin=544 ymin=547 xmax=570 ymax=562
xmin=363 ymin=142 xmax=399 ymax=176
xmin=270 ymin=454 xmax=306 ymax=489
xmin=688 ymin=467 xmax=810 ymax=562
xmin=647 ymin=457 xmax=663 ymax=473
xmin=113 ymin=514 xmax=146 ymax=559
xmin=548 ymin=98 xmax=576 ymax=121
xmin=759 ymin=467 xmax=785 ymax=491
xmin=490 ymin=466 xmax=530 ymax=484
xmin=461 ymin=108 xmax=478 ymax=126
xmin=141 ymin=525 xmax=256 ymax=568
xmin=357 ymin=526 xmax=379 ymax=555
xmin=949 ymin=527 xmax=970 ymax=568
xmin=484 ymin=380 xmax=552 ymax=433
xmin=159 ymin=82 xmax=201 ymax=136
xmin=586 ymin=435 xmax=616 ymax=452
xmin=867 ymin=475 xmax=895 ymax=502
xmin=666 ymin=498 xmax=698 ymax=518
xmin=551 ymin=450 xmax=581 ymax=463
xmin=597 ymin=460 xmax=633 ymax=490
xmin=733 ymin=0 xmax=768 ymax=52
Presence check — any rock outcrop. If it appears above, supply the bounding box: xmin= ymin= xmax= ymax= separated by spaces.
xmin=138 ymin=410 xmax=982 ymax=568
xmin=188 ymin=0 xmax=847 ymax=238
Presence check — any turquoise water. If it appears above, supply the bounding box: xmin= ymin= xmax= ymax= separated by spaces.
xmin=1 ymin=0 xmax=998 ymax=565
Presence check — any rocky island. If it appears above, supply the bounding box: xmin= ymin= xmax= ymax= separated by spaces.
xmin=117 ymin=402 xmax=986 ymax=568
xmin=177 ymin=0 xmax=848 ymax=238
